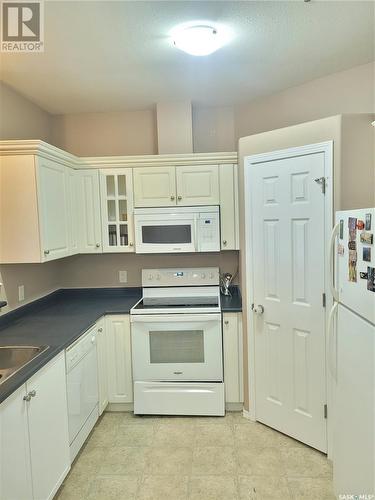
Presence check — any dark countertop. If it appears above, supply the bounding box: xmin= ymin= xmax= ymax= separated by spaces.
xmin=0 ymin=285 xmax=241 ymax=404
xmin=0 ymin=288 xmax=142 ymax=404
xmin=220 ymin=286 xmax=242 ymax=312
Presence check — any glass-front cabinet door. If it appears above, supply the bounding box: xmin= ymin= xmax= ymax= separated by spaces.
xmin=99 ymin=168 xmax=134 ymax=252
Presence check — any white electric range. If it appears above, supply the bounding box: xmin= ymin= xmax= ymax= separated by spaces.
xmin=130 ymin=267 xmax=224 ymax=416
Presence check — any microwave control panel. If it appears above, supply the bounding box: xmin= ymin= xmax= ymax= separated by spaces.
xmin=198 ymin=213 xmax=220 ymax=252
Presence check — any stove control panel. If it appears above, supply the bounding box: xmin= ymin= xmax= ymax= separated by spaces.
xmin=142 ymin=267 xmax=220 ymax=287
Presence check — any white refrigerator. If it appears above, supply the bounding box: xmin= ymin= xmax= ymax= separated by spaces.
xmin=329 ymin=208 xmax=375 ymax=497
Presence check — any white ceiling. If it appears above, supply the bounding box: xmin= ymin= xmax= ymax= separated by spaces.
xmin=0 ymin=0 xmax=374 ymax=114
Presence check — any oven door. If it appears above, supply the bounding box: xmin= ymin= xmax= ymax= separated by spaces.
xmin=134 ymin=214 xmax=197 ymax=253
xmin=131 ymin=313 xmax=223 ymax=381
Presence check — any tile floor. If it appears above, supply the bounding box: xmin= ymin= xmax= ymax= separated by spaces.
xmin=56 ymin=412 xmax=335 ymax=500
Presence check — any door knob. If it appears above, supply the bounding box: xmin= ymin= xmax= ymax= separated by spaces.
xmin=251 ymin=304 xmax=265 ymax=315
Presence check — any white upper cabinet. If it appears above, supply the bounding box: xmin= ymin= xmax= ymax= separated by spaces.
xmin=36 ymin=157 xmax=71 ymax=261
xmin=77 ymin=170 xmax=102 ymax=253
xmin=219 ymin=164 xmax=240 ymax=250
xmin=100 ymin=169 xmax=135 ymax=252
xmin=176 ymin=165 xmax=219 ymax=206
xmin=133 ymin=166 xmax=176 ymax=207
xmin=133 ymin=165 xmax=219 ymax=208
xmin=66 ymin=168 xmax=80 ymax=255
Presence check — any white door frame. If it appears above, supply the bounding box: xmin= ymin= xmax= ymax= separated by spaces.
xmin=244 ymin=141 xmax=334 ymax=456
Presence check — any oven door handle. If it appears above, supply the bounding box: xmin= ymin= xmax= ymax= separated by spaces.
xmin=130 ymin=313 xmax=222 ymax=323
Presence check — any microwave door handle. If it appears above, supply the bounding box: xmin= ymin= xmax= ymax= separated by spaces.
xmin=193 ymin=217 xmax=198 ymax=252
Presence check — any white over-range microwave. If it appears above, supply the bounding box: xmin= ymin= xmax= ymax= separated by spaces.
xmin=134 ymin=206 xmax=220 ymax=253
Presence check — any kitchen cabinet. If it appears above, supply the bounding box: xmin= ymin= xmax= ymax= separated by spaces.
xmin=176 ymin=165 xmax=219 ymax=206
xmin=100 ymin=169 xmax=135 ymax=252
xmin=67 ymin=167 xmax=80 ymax=255
xmin=133 ymin=165 xmax=219 ymax=207
xmin=0 ymin=352 xmax=70 ymax=500
xmin=223 ymin=312 xmax=244 ymax=403
xmin=133 ymin=166 xmax=176 ymax=207
xmin=0 ymin=385 xmax=33 ymax=500
xmin=77 ymin=169 xmax=102 ymax=253
xmin=36 ymin=157 xmax=71 ymax=261
xmin=96 ymin=318 xmax=109 ymax=415
xmin=219 ymin=164 xmax=240 ymax=250
xmin=106 ymin=315 xmax=133 ymax=404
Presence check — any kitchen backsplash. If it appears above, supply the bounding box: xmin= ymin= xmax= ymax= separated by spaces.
xmin=0 ymin=251 xmax=239 ymax=313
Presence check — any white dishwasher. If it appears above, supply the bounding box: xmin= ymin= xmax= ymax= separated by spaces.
xmin=66 ymin=324 xmax=99 ymax=461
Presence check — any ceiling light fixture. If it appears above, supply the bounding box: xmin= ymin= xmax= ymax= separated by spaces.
xmin=170 ymin=22 xmax=232 ymax=56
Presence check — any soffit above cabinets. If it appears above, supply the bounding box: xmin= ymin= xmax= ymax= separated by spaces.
xmin=0 ymin=140 xmax=238 ymax=168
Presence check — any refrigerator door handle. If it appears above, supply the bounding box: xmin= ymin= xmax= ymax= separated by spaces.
xmin=327 ymin=301 xmax=339 ymax=380
xmin=329 ymin=222 xmax=340 ymax=302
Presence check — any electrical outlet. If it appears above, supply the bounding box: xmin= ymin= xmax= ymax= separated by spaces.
xmin=119 ymin=270 xmax=128 ymax=283
xmin=18 ymin=285 xmax=25 ymax=302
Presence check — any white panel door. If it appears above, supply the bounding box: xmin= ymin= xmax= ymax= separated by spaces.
xmin=250 ymin=151 xmax=327 ymax=451
xmin=36 ymin=158 xmax=70 ymax=261
xmin=78 ymin=170 xmax=102 ymax=253
xmin=106 ymin=315 xmax=133 ymax=403
xmin=133 ymin=167 xmax=176 ymax=207
xmin=27 ymin=353 xmax=70 ymax=500
xmin=176 ymin=165 xmax=219 ymax=206
xmin=0 ymin=385 xmax=33 ymax=500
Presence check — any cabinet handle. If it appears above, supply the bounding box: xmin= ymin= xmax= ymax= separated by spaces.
xmin=129 ymin=242 xmax=134 ymax=247
xmin=95 ymin=243 xmax=100 ymax=248
xmin=44 ymin=250 xmax=50 ymax=255
xmin=98 ymin=327 xmax=103 ymax=333
xmin=224 ymin=320 xmax=229 ymax=325
xmin=177 ymin=196 xmax=182 ymax=201
xmin=170 ymin=195 xmax=175 ymax=201
xmin=23 ymin=390 xmax=36 ymax=402
xmin=223 ymin=240 xmax=227 ymax=246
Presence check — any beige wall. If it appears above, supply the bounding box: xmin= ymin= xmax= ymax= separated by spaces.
xmin=0 ymin=82 xmax=53 ymax=142
xmin=60 ymin=251 xmax=239 ymax=289
xmin=193 ymin=106 xmax=235 ymax=153
xmin=51 ymin=110 xmax=158 ymax=157
xmin=238 ymin=114 xmax=374 ymax=411
xmin=0 ymin=261 xmax=61 ymax=313
xmin=235 ymin=62 xmax=375 ymax=140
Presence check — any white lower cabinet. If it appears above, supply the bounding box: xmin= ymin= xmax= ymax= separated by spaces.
xmin=106 ymin=315 xmax=133 ymax=404
xmin=223 ymin=312 xmax=244 ymax=404
xmin=96 ymin=317 xmax=109 ymax=415
xmin=0 ymin=352 xmax=70 ymax=500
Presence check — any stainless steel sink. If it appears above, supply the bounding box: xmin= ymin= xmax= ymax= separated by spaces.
xmin=0 ymin=345 xmax=49 ymax=385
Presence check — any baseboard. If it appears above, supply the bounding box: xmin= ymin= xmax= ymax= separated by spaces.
xmin=106 ymin=402 xmax=243 ymax=413
xmin=107 ymin=402 xmax=134 ymax=412
xmin=242 ymin=408 xmax=256 ymax=421
xmin=225 ymin=402 xmax=244 ymax=411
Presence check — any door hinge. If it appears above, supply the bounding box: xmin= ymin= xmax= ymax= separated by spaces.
xmin=324 ymin=404 xmax=328 ymax=419
xmin=314 ymin=176 xmax=326 ymax=194
xmin=322 ymin=293 xmax=326 ymax=307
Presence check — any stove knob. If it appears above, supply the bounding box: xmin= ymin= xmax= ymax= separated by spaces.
xmin=156 ymin=274 xmax=161 ymax=280
xmin=209 ymin=272 xmax=213 ymax=279
xmin=201 ymin=273 xmax=206 ymax=279
xmin=148 ymin=274 xmax=153 ymax=281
